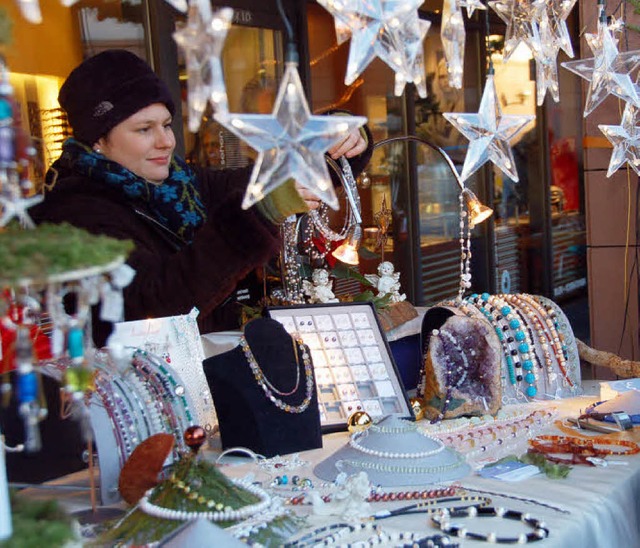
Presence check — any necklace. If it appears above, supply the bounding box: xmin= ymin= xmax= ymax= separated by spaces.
xmin=529 ymin=435 xmax=640 ymax=457
xmin=240 ymin=336 xmax=314 ymax=414
xmin=138 ymin=478 xmax=271 ymax=522
xmin=349 ymin=429 xmax=445 ymax=459
xmin=432 ymin=505 xmax=550 ymax=543
xmin=336 ymin=453 xmax=464 ymax=475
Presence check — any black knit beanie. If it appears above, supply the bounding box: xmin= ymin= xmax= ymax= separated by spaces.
xmin=58 ymin=49 xmax=176 ymax=146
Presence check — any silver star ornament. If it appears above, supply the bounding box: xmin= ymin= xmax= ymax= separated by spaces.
xmin=215 ymin=63 xmax=366 ymax=210
xmin=444 ymin=73 xmax=534 ymax=182
xmin=562 ymin=11 xmax=640 ymax=116
xmin=317 ymin=0 xmax=427 ymax=97
xmin=173 ymin=2 xmax=232 ymax=132
xmin=599 ymin=103 xmax=640 ymax=177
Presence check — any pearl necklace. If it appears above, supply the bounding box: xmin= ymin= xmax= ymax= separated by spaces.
xmin=336 ymin=453 xmax=464 ymax=475
xmin=240 ymin=336 xmax=314 ymax=414
xmin=138 ymin=478 xmax=271 ymax=522
xmin=349 ymin=429 xmax=445 ymax=459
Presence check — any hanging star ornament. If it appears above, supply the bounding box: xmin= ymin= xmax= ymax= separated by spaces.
xmin=489 ymin=0 xmax=545 ymax=62
xmin=173 ymin=2 xmax=232 ymax=132
xmin=460 ymin=0 xmax=487 ymax=18
xmin=441 ymin=0 xmax=466 ymax=90
xmin=598 ymin=103 xmax=640 ymax=177
xmin=215 ymin=63 xmax=366 ymax=210
xmin=531 ymin=13 xmax=561 ymax=105
xmin=317 ymin=0 xmax=428 ymax=97
xmin=562 ymin=10 xmax=640 ymax=117
xmin=443 ymin=73 xmax=534 ymax=182
xmin=542 ymin=0 xmax=577 ymax=58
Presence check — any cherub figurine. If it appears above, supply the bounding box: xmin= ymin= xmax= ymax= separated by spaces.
xmin=308 ymin=471 xmax=371 ymax=518
xmin=302 ymin=268 xmax=339 ymax=304
xmin=365 ymin=261 xmax=406 ymax=303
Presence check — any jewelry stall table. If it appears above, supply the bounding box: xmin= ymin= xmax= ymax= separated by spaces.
xmin=14 ymin=382 xmax=640 ymax=546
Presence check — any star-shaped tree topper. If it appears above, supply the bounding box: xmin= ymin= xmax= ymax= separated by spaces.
xmin=173 ymin=1 xmax=232 ymax=132
xmin=562 ymin=9 xmax=640 ymax=117
xmin=599 ymin=103 xmax=640 ymax=177
xmin=444 ymin=73 xmax=534 ymax=182
xmin=318 ymin=0 xmax=428 ymax=97
xmin=215 ymin=63 xmax=367 ymax=210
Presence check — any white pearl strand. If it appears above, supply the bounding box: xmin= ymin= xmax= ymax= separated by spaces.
xmin=349 ymin=429 xmax=445 ymax=459
xmin=138 ymin=478 xmax=271 ymax=522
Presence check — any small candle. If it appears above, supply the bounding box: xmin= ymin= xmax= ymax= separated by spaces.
xmin=0 ymin=431 xmax=12 ymax=540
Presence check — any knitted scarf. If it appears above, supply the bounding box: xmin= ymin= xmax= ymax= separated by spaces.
xmin=58 ymin=138 xmax=207 ymax=243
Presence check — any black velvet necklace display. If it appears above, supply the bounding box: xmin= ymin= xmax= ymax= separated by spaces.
xmin=203 ymin=318 xmax=322 ymax=457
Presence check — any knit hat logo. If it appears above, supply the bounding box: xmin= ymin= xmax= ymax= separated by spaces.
xmin=93 ymin=101 xmax=114 ymax=118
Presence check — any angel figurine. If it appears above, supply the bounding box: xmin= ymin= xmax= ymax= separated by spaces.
xmin=365 ymin=261 xmax=406 ymax=303
xmin=302 ymin=268 xmax=339 ymax=304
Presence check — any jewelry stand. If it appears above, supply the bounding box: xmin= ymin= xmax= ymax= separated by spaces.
xmin=203 ymin=318 xmax=322 ymax=457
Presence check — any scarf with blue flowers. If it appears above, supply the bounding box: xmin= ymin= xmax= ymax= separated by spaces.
xmin=59 ymin=138 xmax=207 ymax=243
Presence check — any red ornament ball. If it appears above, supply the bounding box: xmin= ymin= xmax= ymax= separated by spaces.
xmin=183 ymin=426 xmax=207 ymax=453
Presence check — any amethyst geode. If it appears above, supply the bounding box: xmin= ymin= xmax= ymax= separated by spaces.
xmin=423 ymin=314 xmax=502 ymax=420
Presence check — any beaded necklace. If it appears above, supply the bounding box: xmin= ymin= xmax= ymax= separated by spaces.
xmin=336 ymin=453 xmax=464 ymax=475
xmin=239 ymin=336 xmax=314 ymax=414
xmin=349 ymin=429 xmax=445 ymax=459
xmin=432 ymin=506 xmax=550 ymax=543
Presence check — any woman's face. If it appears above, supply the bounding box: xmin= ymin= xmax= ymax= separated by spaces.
xmin=95 ymin=103 xmax=176 ymax=184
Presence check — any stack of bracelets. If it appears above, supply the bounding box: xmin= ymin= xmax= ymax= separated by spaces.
xmin=91 ymin=348 xmax=195 ymax=466
xmin=438 ymin=292 xmax=581 ymax=404
xmin=528 ymin=435 xmax=640 ymax=466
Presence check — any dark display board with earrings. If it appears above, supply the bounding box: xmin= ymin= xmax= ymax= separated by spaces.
xmin=203 ymin=317 xmax=322 ymax=457
xmin=267 ymin=302 xmax=414 ymax=431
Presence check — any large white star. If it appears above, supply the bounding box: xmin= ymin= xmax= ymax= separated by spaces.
xmin=599 ymin=103 xmax=640 ymax=177
xmin=443 ymin=73 xmax=534 ymax=182
xmin=390 ymin=17 xmax=431 ymax=97
xmin=215 ymin=63 xmax=366 ymax=210
xmin=543 ymin=0 xmax=577 ymax=58
xmin=562 ymin=11 xmax=640 ymax=116
xmin=173 ymin=2 xmax=232 ymax=132
xmin=531 ymin=13 xmax=561 ymax=105
xmin=317 ymin=0 xmax=426 ymax=95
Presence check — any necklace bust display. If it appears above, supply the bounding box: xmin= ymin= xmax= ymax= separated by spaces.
xmin=204 ymin=318 xmax=322 ymax=457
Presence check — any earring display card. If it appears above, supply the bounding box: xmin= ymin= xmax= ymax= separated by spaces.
xmin=267 ymin=302 xmax=414 ymax=431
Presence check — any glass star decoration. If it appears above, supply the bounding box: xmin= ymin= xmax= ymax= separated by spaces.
xmin=317 ymin=0 xmax=429 ymax=98
xmin=542 ymin=0 xmax=577 ymax=58
xmin=562 ymin=9 xmax=640 ymax=117
xmin=489 ymin=0 xmax=545 ymax=62
xmin=173 ymin=2 xmax=232 ymax=132
xmin=215 ymin=63 xmax=367 ymax=210
xmin=598 ymin=103 xmax=640 ymax=177
xmin=460 ymin=0 xmax=487 ymax=18
xmin=443 ymin=73 xmax=535 ymax=182
xmin=441 ymin=0 xmax=466 ymax=90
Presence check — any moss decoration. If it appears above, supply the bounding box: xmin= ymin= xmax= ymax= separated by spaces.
xmin=0 ymin=223 xmax=134 ymax=285
xmin=99 ymin=455 xmax=298 ymax=546
xmin=0 ymin=491 xmax=76 ymax=548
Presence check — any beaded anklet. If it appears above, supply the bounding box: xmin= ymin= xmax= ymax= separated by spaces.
xmin=432 ymin=506 xmax=550 ymax=543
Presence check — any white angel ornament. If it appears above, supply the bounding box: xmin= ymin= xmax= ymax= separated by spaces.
xmin=302 ymin=269 xmax=339 ymax=304
xmin=366 ymin=261 xmax=406 ymax=303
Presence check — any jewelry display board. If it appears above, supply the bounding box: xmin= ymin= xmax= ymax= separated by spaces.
xmin=267 ymin=302 xmax=414 ymax=431
xmin=89 ymin=348 xmax=196 ymax=505
xmin=109 ymin=308 xmax=217 ymax=431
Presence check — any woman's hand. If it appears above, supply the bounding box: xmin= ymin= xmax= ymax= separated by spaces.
xmin=328 ymin=127 xmax=367 ymax=160
xmin=295 ymin=182 xmax=322 ymax=210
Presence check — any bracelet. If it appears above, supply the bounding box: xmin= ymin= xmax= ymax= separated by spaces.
xmin=432 ymin=506 xmax=550 ymax=543
xmin=529 ymin=435 xmax=640 ymax=457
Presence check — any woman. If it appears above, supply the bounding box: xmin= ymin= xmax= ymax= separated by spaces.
xmin=30 ymin=50 xmax=372 ymax=346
